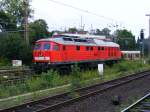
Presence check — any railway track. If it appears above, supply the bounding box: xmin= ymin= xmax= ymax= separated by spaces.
xmin=121 ymin=93 xmax=150 ymax=112
xmin=0 ymin=67 xmax=34 ymax=85
xmin=0 ymin=70 xmax=150 ymax=112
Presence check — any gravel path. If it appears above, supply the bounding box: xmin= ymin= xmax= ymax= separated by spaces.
xmin=51 ymin=74 xmax=150 ymax=112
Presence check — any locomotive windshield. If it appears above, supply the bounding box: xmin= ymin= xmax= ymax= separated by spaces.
xmin=34 ymin=42 xmax=50 ymax=50
xmin=34 ymin=43 xmax=41 ymax=50
xmin=44 ymin=43 xmax=50 ymax=50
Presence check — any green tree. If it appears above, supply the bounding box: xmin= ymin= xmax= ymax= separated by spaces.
xmin=95 ymin=29 xmax=101 ymax=35
xmin=0 ymin=34 xmax=32 ymax=64
xmin=95 ymin=28 xmax=111 ymax=36
xmin=29 ymin=19 xmax=49 ymax=41
xmin=68 ymin=27 xmax=78 ymax=33
xmin=0 ymin=0 xmax=33 ymax=26
xmin=0 ymin=11 xmax=17 ymax=31
xmin=0 ymin=0 xmax=33 ymax=64
xmin=101 ymin=28 xmax=111 ymax=36
xmin=115 ymin=29 xmax=136 ymax=50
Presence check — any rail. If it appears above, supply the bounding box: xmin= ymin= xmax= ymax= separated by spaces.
xmin=121 ymin=92 xmax=150 ymax=112
xmin=0 ymin=68 xmax=34 ymax=85
xmin=0 ymin=70 xmax=150 ymax=112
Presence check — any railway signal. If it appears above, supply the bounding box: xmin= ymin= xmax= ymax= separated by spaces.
xmin=140 ymin=29 xmax=144 ymax=58
xmin=145 ymin=14 xmax=150 ymax=57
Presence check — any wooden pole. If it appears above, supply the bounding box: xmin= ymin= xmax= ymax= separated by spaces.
xmin=24 ymin=0 xmax=29 ymax=46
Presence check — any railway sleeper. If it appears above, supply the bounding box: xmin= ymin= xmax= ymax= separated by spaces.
xmin=142 ymin=102 xmax=150 ymax=107
xmin=139 ymin=109 xmax=150 ymax=112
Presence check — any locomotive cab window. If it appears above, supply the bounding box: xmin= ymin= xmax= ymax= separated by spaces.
xmin=53 ymin=45 xmax=59 ymax=51
xmin=43 ymin=43 xmax=50 ymax=50
xmin=34 ymin=43 xmax=41 ymax=50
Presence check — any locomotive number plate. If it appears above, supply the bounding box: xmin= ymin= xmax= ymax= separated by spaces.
xmin=35 ymin=57 xmax=50 ymax=60
xmin=38 ymin=57 xmax=44 ymax=60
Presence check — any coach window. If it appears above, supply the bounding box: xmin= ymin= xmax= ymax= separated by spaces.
xmin=135 ymin=54 xmax=139 ymax=57
xmin=43 ymin=43 xmax=50 ymax=50
xmin=53 ymin=45 xmax=59 ymax=51
xmin=63 ymin=46 xmax=66 ymax=50
xmin=76 ymin=46 xmax=80 ymax=51
xmin=101 ymin=47 xmax=104 ymax=50
xmin=98 ymin=47 xmax=100 ymax=51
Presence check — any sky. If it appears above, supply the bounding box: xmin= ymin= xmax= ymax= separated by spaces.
xmin=31 ymin=0 xmax=150 ymax=38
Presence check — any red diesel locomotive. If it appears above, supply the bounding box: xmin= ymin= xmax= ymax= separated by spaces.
xmin=33 ymin=34 xmax=122 ymax=71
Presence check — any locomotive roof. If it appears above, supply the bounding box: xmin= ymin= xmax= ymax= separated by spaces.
xmin=121 ymin=51 xmax=140 ymax=54
xmin=37 ymin=37 xmax=119 ymax=47
xmin=62 ymin=33 xmax=106 ymax=39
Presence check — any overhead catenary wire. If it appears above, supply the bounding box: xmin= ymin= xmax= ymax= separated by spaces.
xmin=0 ymin=0 xmax=125 ymax=32
xmin=47 ymin=0 xmax=122 ymax=24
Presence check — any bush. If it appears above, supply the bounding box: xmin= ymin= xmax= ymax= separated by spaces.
xmin=147 ymin=59 xmax=150 ymax=65
xmin=41 ymin=70 xmax=63 ymax=87
xmin=26 ymin=77 xmax=48 ymax=91
xmin=1 ymin=60 xmax=149 ymax=99
xmin=70 ymin=64 xmax=82 ymax=90
xmin=0 ymin=33 xmax=32 ymax=64
xmin=117 ymin=62 xmax=128 ymax=72
xmin=0 ymin=57 xmax=10 ymax=66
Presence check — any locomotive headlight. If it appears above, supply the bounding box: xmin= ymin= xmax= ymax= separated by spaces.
xmin=35 ymin=57 xmax=38 ymax=60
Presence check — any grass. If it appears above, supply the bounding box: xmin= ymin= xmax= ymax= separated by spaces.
xmin=0 ymin=57 xmax=10 ymax=67
xmin=0 ymin=68 xmax=99 ymax=99
xmin=104 ymin=60 xmax=150 ymax=81
xmin=0 ymin=84 xmax=70 ymax=109
xmin=0 ymin=60 xmax=150 ymax=109
xmin=1 ymin=60 xmax=150 ymax=99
